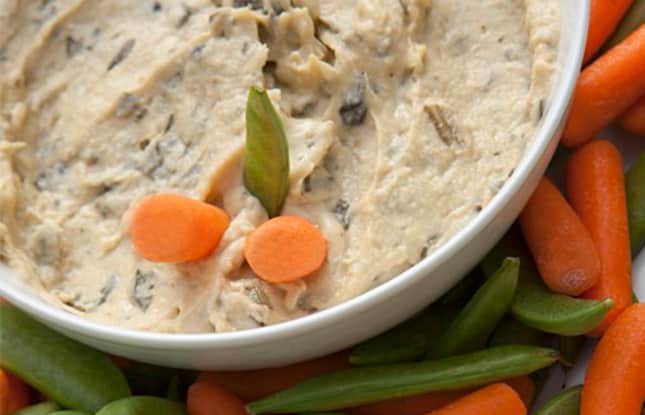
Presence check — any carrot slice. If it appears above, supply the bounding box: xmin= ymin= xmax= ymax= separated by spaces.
xmin=353 ymin=377 xmax=534 ymax=415
xmin=245 ymin=216 xmax=327 ymax=283
xmin=583 ymin=0 xmax=634 ymax=64
xmin=0 ymin=369 xmax=32 ymax=415
xmin=198 ymin=351 xmax=350 ymax=402
xmin=187 ymin=379 xmax=246 ymax=415
xmin=562 ymin=24 xmax=645 ymax=147
xmin=619 ymin=95 xmax=645 ymax=136
xmin=427 ymin=383 xmax=526 ymax=415
xmin=519 ymin=177 xmax=601 ymax=296
xmin=581 ymin=304 xmax=645 ymax=415
xmin=130 ymin=193 xmax=229 ymax=263
xmin=566 ymin=140 xmax=632 ymax=335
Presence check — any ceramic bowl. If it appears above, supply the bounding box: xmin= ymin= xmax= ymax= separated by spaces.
xmin=0 ymin=0 xmax=588 ymax=370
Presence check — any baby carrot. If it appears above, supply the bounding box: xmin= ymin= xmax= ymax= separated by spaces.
xmin=520 ymin=177 xmax=601 ymax=296
xmin=198 ymin=352 xmax=351 ymax=401
xmin=187 ymin=379 xmax=246 ymax=415
xmin=562 ymin=24 xmax=645 ymax=147
xmin=566 ymin=140 xmax=632 ymax=335
xmin=428 ymin=383 xmax=526 ymax=415
xmin=580 ymin=304 xmax=645 ymax=415
xmin=130 ymin=193 xmax=229 ymax=263
xmin=353 ymin=377 xmax=535 ymax=415
xmin=0 ymin=369 xmax=32 ymax=415
xmin=245 ymin=216 xmax=327 ymax=283
xmin=583 ymin=0 xmax=633 ymax=63
xmin=619 ymin=95 xmax=645 ymax=135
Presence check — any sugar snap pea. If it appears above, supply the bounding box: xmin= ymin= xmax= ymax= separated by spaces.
xmin=429 ymin=258 xmax=519 ymax=358
xmin=481 ymin=232 xmax=613 ymax=336
xmin=0 ymin=303 xmax=131 ymax=412
xmin=13 ymin=402 xmax=61 ymax=415
xmin=559 ymin=336 xmax=586 ymax=368
xmin=95 ymin=397 xmax=186 ymax=415
xmin=350 ymin=308 xmax=444 ymax=365
xmin=534 ymin=385 xmax=582 ymax=415
xmin=604 ymin=0 xmax=645 ymax=51
xmin=627 ymin=153 xmax=645 ymax=255
xmin=246 ymin=345 xmax=559 ymax=414
xmin=488 ymin=316 xmax=550 ymax=347
xmin=48 ymin=412 xmax=91 ymax=415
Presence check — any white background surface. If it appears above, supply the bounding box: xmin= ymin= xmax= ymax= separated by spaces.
xmin=534 ymin=128 xmax=645 ymax=412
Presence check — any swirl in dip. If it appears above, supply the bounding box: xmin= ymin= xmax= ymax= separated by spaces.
xmin=0 ymin=0 xmax=559 ymax=332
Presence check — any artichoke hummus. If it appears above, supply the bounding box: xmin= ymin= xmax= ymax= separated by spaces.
xmin=0 ymin=0 xmax=559 ymax=332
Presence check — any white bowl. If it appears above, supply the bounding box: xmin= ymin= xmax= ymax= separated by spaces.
xmin=0 ymin=0 xmax=588 ymax=370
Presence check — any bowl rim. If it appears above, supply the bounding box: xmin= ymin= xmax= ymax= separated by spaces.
xmin=0 ymin=1 xmax=589 ymax=350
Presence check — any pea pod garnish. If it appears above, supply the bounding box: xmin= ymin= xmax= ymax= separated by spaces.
xmin=244 ymin=86 xmax=290 ymax=218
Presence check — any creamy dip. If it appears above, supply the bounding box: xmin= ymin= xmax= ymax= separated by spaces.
xmin=0 ymin=0 xmax=559 ymax=332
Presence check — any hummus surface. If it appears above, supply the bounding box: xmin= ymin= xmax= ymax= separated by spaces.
xmin=0 ymin=0 xmax=559 ymax=332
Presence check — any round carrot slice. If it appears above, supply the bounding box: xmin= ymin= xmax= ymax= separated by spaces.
xmin=245 ymin=216 xmax=327 ymax=283
xmin=130 ymin=194 xmax=229 ymax=263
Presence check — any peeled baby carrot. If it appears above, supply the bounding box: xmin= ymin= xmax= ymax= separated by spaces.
xmin=0 ymin=369 xmax=32 ymax=415
xmin=583 ymin=0 xmax=634 ymax=63
xmin=130 ymin=193 xmax=229 ymax=263
xmin=562 ymin=24 xmax=645 ymax=147
xmin=198 ymin=352 xmax=350 ymax=402
xmin=187 ymin=379 xmax=246 ymax=415
xmin=245 ymin=216 xmax=327 ymax=283
xmin=566 ymin=140 xmax=632 ymax=335
xmin=519 ymin=177 xmax=601 ymax=296
xmin=581 ymin=304 xmax=645 ymax=415
xmin=619 ymin=95 xmax=645 ymax=135
xmin=353 ymin=377 xmax=534 ymax=415
xmin=428 ymin=383 xmax=526 ymax=415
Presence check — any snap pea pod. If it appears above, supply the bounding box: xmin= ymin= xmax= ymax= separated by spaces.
xmin=488 ymin=316 xmax=550 ymax=347
xmin=627 ymin=153 xmax=645 ymax=255
xmin=534 ymin=385 xmax=582 ymax=415
xmin=350 ymin=308 xmax=444 ymax=365
xmin=559 ymin=336 xmax=586 ymax=368
xmin=481 ymin=233 xmax=613 ymax=336
xmin=429 ymin=258 xmax=519 ymax=358
xmin=246 ymin=345 xmax=559 ymax=414
xmin=14 ymin=402 xmax=61 ymax=415
xmin=0 ymin=304 xmax=131 ymax=412
xmin=95 ymin=397 xmax=186 ymax=415
xmin=604 ymin=0 xmax=645 ymax=51
xmin=48 ymin=412 xmax=91 ymax=415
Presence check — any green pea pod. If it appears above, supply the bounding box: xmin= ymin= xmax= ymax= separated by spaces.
xmin=13 ymin=402 xmax=61 ymax=415
xmin=0 ymin=303 xmax=131 ymax=412
xmin=95 ymin=397 xmax=186 ymax=415
xmin=429 ymin=258 xmax=519 ymax=358
xmin=627 ymin=153 xmax=645 ymax=256
xmin=48 ymin=412 xmax=91 ymax=415
xmin=488 ymin=316 xmax=550 ymax=347
xmin=534 ymin=385 xmax=582 ymax=415
xmin=350 ymin=309 xmax=444 ymax=365
xmin=244 ymin=86 xmax=290 ymax=218
xmin=246 ymin=345 xmax=559 ymax=414
xmin=559 ymin=336 xmax=586 ymax=368
xmin=481 ymin=232 xmax=613 ymax=336
xmin=603 ymin=0 xmax=645 ymax=51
